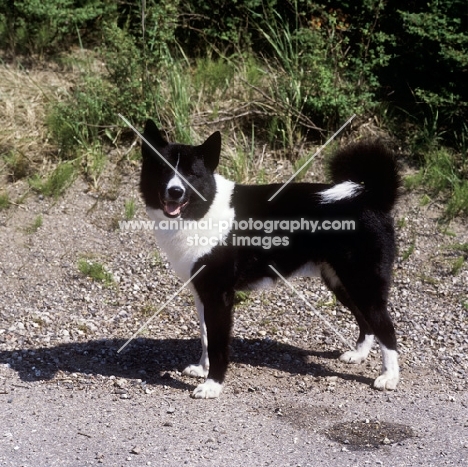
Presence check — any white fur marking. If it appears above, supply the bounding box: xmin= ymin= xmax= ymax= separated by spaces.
xmin=182 ymin=294 xmax=209 ymax=378
xmin=340 ymin=334 xmax=374 ymax=364
xmin=146 ymin=174 xmax=235 ymax=281
xmin=166 ymin=155 xmax=184 ymax=194
xmin=374 ymin=343 xmax=400 ymax=390
xmin=319 ymin=181 xmax=363 ymax=204
xmin=166 ymin=173 xmax=184 ymax=191
xmin=192 ymin=379 xmax=223 ymax=399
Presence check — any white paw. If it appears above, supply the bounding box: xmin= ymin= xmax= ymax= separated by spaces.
xmin=183 ymin=364 xmax=209 ymax=378
xmin=192 ymin=379 xmax=223 ymax=399
xmin=373 ymin=373 xmax=399 ymax=391
xmin=340 ymin=350 xmax=367 ymax=364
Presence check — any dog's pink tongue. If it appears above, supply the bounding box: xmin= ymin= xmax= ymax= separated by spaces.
xmin=165 ymin=202 xmax=181 ymax=216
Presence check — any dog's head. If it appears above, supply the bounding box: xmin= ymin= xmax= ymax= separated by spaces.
xmin=140 ymin=119 xmax=221 ymax=219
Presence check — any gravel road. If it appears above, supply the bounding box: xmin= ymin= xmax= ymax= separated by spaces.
xmin=0 ymin=159 xmax=467 ymax=466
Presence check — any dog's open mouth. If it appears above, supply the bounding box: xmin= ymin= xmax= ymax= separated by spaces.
xmin=163 ymin=200 xmax=188 ymax=217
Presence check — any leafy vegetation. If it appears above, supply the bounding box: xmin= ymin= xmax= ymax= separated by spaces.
xmin=78 ymin=258 xmax=114 ymax=286
xmin=405 ymin=147 xmax=468 ymax=218
xmin=0 ymin=0 xmax=466 ymax=218
xmin=29 ymin=162 xmax=77 ymax=199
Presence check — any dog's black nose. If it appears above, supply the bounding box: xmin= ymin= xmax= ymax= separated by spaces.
xmin=167 ymin=186 xmax=184 ymax=199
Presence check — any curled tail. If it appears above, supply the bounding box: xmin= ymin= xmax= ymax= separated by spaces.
xmin=320 ymin=140 xmax=400 ymax=212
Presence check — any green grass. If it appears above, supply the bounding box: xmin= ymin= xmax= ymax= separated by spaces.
xmin=292 ymin=150 xmax=316 ymax=182
xmin=166 ymin=59 xmax=193 ymax=144
xmin=3 ymin=151 xmax=31 ymax=181
xmin=406 ymin=147 xmax=468 ymax=220
xmin=219 ymin=124 xmax=268 ymax=184
xmin=78 ymin=258 xmax=114 ymax=286
xmin=449 ymin=243 xmax=468 ymax=254
xmin=29 ymin=162 xmax=77 ymax=198
xmin=0 ymin=192 xmax=9 ymax=210
xmin=150 ymin=250 xmax=164 ymax=268
xmin=451 ymin=256 xmax=465 ymax=275
xmin=193 ymin=57 xmax=236 ymax=96
xmin=25 ymin=215 xmax=43 ymax=234
xmin=83 ymin=144 xmax=106 ymax=189
xmin=401 ymin=239 xmax=416 ymax=261
xmin=234 ymin=291 xmax=251 ymax=304
xmin=124 ymin=199 xmax=136 ymax=220
xmin=419 ymin=194 xmax=431 ymax=207
xmin=446 ymin=181 xmax=468 ymax=219
xmin=138 ymin=303 xmax=157 ymax=318
xmin=449 ymin=243 xmax=468 ymax=277
xmin=397 ymin=217 xmax=407 ymax=229
xmin=221 ymin=146 xmax=253 ymax=183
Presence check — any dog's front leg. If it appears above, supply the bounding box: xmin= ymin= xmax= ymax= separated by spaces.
xmin=191 ymin=289 xmax=234 ymax=399
xmin=182 ymin=295 xmax=209 ymax=378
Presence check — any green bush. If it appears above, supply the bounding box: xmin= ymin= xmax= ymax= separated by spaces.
xmin=377 ymin=0 xmax=468 ymax=148
xmin=0 ymin=0 xmax=116 ymax=55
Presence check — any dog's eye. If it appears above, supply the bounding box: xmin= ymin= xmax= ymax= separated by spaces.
xmin=180 ymin=165 xmax=198 ymax=177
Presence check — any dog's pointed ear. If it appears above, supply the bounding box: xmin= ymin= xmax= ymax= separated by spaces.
xmin=143 ymin=119 xmax=167 ymax=151
xmin=199 ymin=131 xmax=221 ymax=171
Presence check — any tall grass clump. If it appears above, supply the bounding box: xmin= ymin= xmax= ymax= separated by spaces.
xmin=29 ymin=162 xmax=77 ymax=199
xmin=406 ymin=147 xmax=468 ymax=219
xmin=256 ymin=10 xmax=360 ymax=133
xmin=0 ymin=192 xmax=9 ymax=210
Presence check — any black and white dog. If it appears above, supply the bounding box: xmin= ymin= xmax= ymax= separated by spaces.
xmin=140 ymin=119 xmax=400 ymax=398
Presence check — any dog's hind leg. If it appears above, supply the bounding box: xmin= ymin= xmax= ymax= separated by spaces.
xmin=182 ymin=295 xmax=209 ymax=378
xmin=322 ymin=263 xmax=399 ymax=390
xmin=321 ymin=264 xmax=374 ymax=364
xmin=348 ymin=298 xmax=399 ymax=389
xmin=338 ymin=298 xmax=375 ymax=365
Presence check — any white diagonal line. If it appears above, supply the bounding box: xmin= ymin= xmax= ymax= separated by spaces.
xmin=117 ymin=265 xmax=206 ymax=353
xmin=118 ymin=114 xmax=207 ymax=201
xmin=268 ymin=114 xmax=356 ymax=201
xmin=268 ymin=265 xmax=354 ymax=349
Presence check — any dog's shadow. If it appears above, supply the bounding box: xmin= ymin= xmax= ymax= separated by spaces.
xmin=0 ymin=337 xmax=373 ymax=391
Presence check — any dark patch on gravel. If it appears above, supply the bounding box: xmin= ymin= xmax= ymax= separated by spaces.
xmin=324 ymin=419 xmax=415 ymax=450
